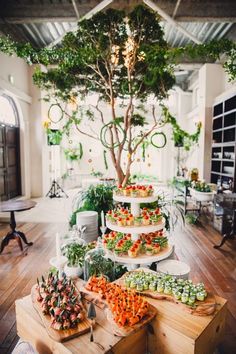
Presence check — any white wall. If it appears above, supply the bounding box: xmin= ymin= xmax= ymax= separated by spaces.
xmin=28 ymin=66 xmax=44 ymax=197
xmin=0 ymin=54 xmax=48 ymax=198
xmin=180 ymin=63 xmax=236 ymax=182
xmin=0 ymin=52 xmax=32 ymax=198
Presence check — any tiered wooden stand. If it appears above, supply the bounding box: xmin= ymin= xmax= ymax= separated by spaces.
xmin=105 ymin=194 xmax=173 ymax=265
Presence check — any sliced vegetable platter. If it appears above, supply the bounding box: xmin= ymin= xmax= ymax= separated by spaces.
xmin=116 ymin=268 xmax=217 ymax=316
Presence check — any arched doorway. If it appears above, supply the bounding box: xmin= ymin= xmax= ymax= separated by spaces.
xmin=0 ymin=94 xmax=21 ymax=200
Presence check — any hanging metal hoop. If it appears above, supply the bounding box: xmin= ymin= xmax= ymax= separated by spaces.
xmin=151 ymin=132 xmax=167 ymax=149
xmin=48 ymin=103 xmax=64 ymax=124
xmin=100 ymin=121 xmax=126 ymax=149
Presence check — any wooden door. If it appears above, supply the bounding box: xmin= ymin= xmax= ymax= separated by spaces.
xmin=0 ymin=125 xmax=21 ymax=200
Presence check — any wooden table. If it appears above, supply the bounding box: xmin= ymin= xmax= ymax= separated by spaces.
xmin=0 ymin=200 xmax=36 ymax=254
xmin=15 ymin=287 xmax=227 ymax=354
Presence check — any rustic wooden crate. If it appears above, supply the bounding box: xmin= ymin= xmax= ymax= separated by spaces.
xmin=147 ymin=295 xmax=227 ymax=354
xmin=15 ymin=293 xmax=227 ymax=354
xmin=15 ymin=296 xmax=147 ymax=354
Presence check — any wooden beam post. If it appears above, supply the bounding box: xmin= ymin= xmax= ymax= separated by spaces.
xmin=172 ymin=0 xmax=182 ymax=19
xmin=143 ymin=0 xmax=202 ymax=44
xmin=72 ymin=0 xmax=80 ymax=19
xmin=47 ymin=0 xmax=114 ymax=48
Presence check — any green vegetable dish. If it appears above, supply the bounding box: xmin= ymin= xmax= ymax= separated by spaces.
xmin=124 ymin=271 xmax=207 ymax=307
xmin=191 ymin=180 xmax=212 ymax=193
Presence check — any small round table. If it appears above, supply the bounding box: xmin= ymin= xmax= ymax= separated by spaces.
xmin=0 ymin=200 xmax=36 ymax=254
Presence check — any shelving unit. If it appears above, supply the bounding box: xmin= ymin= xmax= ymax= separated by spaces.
xmin=211 ymin=94 xmax=236 ymax=191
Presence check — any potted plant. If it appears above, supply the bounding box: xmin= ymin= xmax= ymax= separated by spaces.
xmin=70 ymin=184 xmax=114 ymax=229
xmin=190 ymin=181 xmax=216 ymax=202
xmin=62 ymin=242 xmax=86 ymax=278
xmin=64 ymin=143 xmax=83 ymax=162
xmin=47 ymin=128 xmax=63 ymax=145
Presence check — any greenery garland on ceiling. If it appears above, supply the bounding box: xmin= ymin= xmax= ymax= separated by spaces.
xmin=0 ymin=36 xmax=235 ymax=81
xmin=0 ymin=5 xmax=235 ymax=184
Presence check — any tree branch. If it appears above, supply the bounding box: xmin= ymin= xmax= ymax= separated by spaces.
xmin=108 ymin=126 xmax=117 ymax=165
xmin=152 ymin=105 xmax=157 ymax=124
xmin=74 ymin=124 xmax=99 ymax=140
xmin=90 ymin=100 xmax=105 ymax=124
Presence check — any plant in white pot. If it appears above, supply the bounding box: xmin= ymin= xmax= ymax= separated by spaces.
xmin=62 ymin=242 xmax=86 ymax=279
xmin=190 ymin=180 xmax=216 ymax=202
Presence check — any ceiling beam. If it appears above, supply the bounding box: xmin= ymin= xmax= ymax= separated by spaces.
xmin=2 ymin=15 xmax=235 ymax=25
xmin=143 ymin=0 xmax=202 ymax=44
xmin=47 ymin=0 xmax=114 ymax=48
xmin=72 ymin=0 xmax=80 ymax=20
xmin=172 ymin=0 xmax=182 ymax=19
xmin=1 ymin=0 xmax=236 ymax=24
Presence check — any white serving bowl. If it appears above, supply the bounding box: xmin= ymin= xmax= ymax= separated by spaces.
xmin=156 ymin=259 xmax=190 ymax=279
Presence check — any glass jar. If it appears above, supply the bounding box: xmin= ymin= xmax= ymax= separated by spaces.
xmin=84 ymin=237 xmax=114 ymax=281
xmin=62 ymin=225 xmax=86 ymax=249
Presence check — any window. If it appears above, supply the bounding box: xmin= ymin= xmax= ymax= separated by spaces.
xmin=0 ymin=94 xmax=19 ymax=126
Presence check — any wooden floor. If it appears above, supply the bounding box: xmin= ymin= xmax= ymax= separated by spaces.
xmin=0 ymin=220 xmax=235 ymax=354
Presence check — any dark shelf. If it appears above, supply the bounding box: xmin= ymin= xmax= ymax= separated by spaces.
xmin=211 ymin=95 xmax=236 ymax=192
xmin=212 ymin=142 xmax=235 ymax=147
xmin=213 ymin=125 xmax=236 ymax=132
xmin=225 ymin=96 xmax=236 ymax=112
xmin=213 ymin=102 xmax=223 ymax=117
xmin=213 ymin=114 xmax=223 ymax=120
xmin=211 ymin=158 xmax=235 ymax=162
xmin=213 ymin=108 xmax=236 ymax=120
xmin=211 ymin=171 xmax=234 ymax=178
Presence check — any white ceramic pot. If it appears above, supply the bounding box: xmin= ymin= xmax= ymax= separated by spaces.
xmin=189 ymin=188 xmax=215 ymax=202
xmin=64 ymin=264 xmax=83 ymax=279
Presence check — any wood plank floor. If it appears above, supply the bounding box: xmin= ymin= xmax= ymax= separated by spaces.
xmin=0 ymin=220 xmax=235 ymax=354
xmin=0 ymin=221 xmax=62 ymax=354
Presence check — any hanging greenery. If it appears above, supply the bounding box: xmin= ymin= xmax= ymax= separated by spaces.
xmin=167 ymin=38 xmax=236 ymax=81
xmin=141 ymin=142 xmax=146 ymax=162
xmin=103 ymin=150 xmax=108 ymax=170
xmin=151 ymin=132 xmax=167 ymax=149
xmin=47 ymin=103 xmax=64 ymax=123
xmin=100 ymin=121 xmax=126 ymax=149
xmin=46 ymin=128 xmax=63 ymax=145
xmin=162 ymin=106 xmax=202 ymax=151
xmin=64 ymin=143 xmax=83 ymax=162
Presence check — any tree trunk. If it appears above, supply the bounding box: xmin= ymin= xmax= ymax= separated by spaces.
xmin=122 ymin=170 xmax=131 ymax=187
xmin=115 ymin=164 xmax=125 ymax=185
xmin=109 ymin=145 xmax=132 ymax=186
xmin=122 ymin=158 xmax=132 ymax=186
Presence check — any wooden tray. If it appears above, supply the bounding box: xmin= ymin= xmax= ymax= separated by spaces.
xmin=79 ymin=282 xmax=157 ymax=337
xmin=116 ymin=269 xmax=217 ymax=316
xmin=31 ymin=285 xmax=91 ymax=342
xmin=105 ymin=303 xmax=157 ymax=337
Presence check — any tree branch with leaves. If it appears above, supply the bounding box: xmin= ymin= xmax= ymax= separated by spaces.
xmin=1 ymin=5 xmax=236 ymax=185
